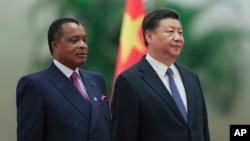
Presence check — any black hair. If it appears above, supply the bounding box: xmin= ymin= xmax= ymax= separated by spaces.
xmin=47 ymin=18 xmax=79 ymax=55
xmin=142 ymin=9 xmax=180 ymax=46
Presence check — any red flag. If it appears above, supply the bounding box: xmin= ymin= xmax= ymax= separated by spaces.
xmin=114 ymin=0 xmax=146 ymax=79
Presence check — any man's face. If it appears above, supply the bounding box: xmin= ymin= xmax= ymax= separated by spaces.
xmin=52 ymin=22 xmax=88 ymax=70
xmin=147 ymin=18 xmax=184 ymax=60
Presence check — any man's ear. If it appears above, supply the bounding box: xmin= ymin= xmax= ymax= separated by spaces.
xmin=51 ymin=41 xmax=58 ymax=52
xmin=145 ymin=30 xmax=153 ymax=44
xmin=50 ymin=41 xmax=59 ymax=56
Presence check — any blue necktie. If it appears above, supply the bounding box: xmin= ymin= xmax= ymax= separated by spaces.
xmin=166 ymin=68 xmax=187 ymax=122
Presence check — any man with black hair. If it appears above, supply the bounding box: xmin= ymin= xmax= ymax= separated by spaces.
xmin=17 ymin=18 xmax=111 ymax=141
xmin=111 ymin=9 xmax=210 ymax=141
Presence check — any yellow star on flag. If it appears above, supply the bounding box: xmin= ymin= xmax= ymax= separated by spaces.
xmin=111 ymin=0 xmax=146 ymax=103
xmin=120 ymin=13 xmax=145 ymax=64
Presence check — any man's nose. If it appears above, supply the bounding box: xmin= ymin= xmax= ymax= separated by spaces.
xmin=173 ymin=32 xmax=183 ymax=41
xmin=78 ymin=40 xmax=87 ymax=48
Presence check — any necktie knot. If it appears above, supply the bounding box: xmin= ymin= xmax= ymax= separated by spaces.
xmin=71 ymin=71 xmax=79 ymax=81
xmin=70 ymin=71 xmax=89 ymax=101
xmin=166 ymin=68 xmax=173 ymax=76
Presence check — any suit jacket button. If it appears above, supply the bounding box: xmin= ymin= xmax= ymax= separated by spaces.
xmin=74 ymin=121 xmax=78 ymax=125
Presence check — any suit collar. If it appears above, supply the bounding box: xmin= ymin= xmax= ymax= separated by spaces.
xmin=79 ymin=69 xmax=102 ymax=134
xmin=145 ymin=54 xmax=176 ymax=77
xmin=48 ymin=63 xmax=106 ymax=133
xmin=53 ymin=59 xmax=81 ymax=78
xmin=138 ymin=57 xmax=186 ymax=123
xmin=175 ymin=64 xmax=196 ymax=125
xmin=48 ymin=63 xmax=91 ymax=120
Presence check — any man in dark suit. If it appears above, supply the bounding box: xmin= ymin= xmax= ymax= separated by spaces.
xmin=111 ymin=9 xmax=210 ymax=141
xmin=16 ymin=18 xmax=111 ymax=141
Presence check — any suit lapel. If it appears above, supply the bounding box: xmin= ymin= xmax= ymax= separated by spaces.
xmin=48 ymin=64 xmax=90 ymax=120
xmin=175 ymin=64 xmax=196 ymax=125
xmin=138 ymin=58 xmax=186 ymax=124
xmin=80 ymin=70 xmax=100 ymax=134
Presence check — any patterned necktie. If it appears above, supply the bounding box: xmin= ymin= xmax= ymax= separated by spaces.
xmin=70 ymin=71 xmax=89 ymax=101
xmin=166 ymin=68 xmax=187 ymax=122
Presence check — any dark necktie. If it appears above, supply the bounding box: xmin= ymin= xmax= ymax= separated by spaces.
xmin=70 ymin=72 xmax=89 ymax=101
xmin=166 ymin=68 xmax=187 ymax=122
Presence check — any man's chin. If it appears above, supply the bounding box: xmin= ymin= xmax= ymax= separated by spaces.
xmin=170 ymin=52 xmax=181 ymax=59
xmin=76 ymin=59 xmax=87 ymax=66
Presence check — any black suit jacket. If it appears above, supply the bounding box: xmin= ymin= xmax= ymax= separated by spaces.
xmin=111 ymin=57 xmax=210 ymax=141
xmin=16 ymin=63 xmax=111 ymax=141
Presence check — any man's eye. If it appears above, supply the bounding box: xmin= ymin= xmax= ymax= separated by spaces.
xmin=71 ymin=38 xmax=78 ymax=43
xmin=167 ymin=30 xmax=174 ymax=33
xmin=82 ymin=38 xmax=87 ymax=42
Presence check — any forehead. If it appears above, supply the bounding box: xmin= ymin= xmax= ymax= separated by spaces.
xmin=61 ymin=22 xmax=86 ymax=37
xmin=158 ymin=18 xmax=182 ymax=29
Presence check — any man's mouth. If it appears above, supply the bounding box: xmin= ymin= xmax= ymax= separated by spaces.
xmin=76 ymin=52 xmax=87 ymax=57
xmin=170 ymin=45 xmax=182 ymax=49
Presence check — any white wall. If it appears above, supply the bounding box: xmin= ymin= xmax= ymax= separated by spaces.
xmin=0 ymin=0 xmax=55 ymax=140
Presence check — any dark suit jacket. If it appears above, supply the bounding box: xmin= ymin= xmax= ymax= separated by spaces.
xmin=111 ymin=57 xmax=210 ymax=141
xmin=16 ymin=63 xmax=111 ymax=141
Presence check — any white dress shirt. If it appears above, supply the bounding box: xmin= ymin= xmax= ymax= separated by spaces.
xmin=145 ymin=54 xmax=188 ymax=112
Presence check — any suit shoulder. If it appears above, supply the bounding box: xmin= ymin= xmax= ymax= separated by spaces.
xmin=117 ymin=63 xmax=140 ymax=79
xmin=18 ymin=69 xmax=49 ymax=81
xmin=79 ymin=69 xmax=104 ymax=78
xmin=176 ymin=63 xmax=197 ymax=75
xmin=16 ymin=69 xmax=50 ymax=91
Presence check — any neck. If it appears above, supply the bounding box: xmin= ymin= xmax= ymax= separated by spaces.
xmin=148 ymin=53 xmax=176 ymax=67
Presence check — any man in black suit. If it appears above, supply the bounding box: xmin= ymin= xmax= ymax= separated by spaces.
xmin=16 ymin=18 xmax=111 ymax=141
xmin=111 ymin=9 xmax=210 ymax=141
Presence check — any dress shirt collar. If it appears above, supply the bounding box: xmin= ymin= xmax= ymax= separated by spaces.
xmin=145 ymin=54 xmax=177 ymax=77
xmin=53 ymin=59 xmax=80 ymax=79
